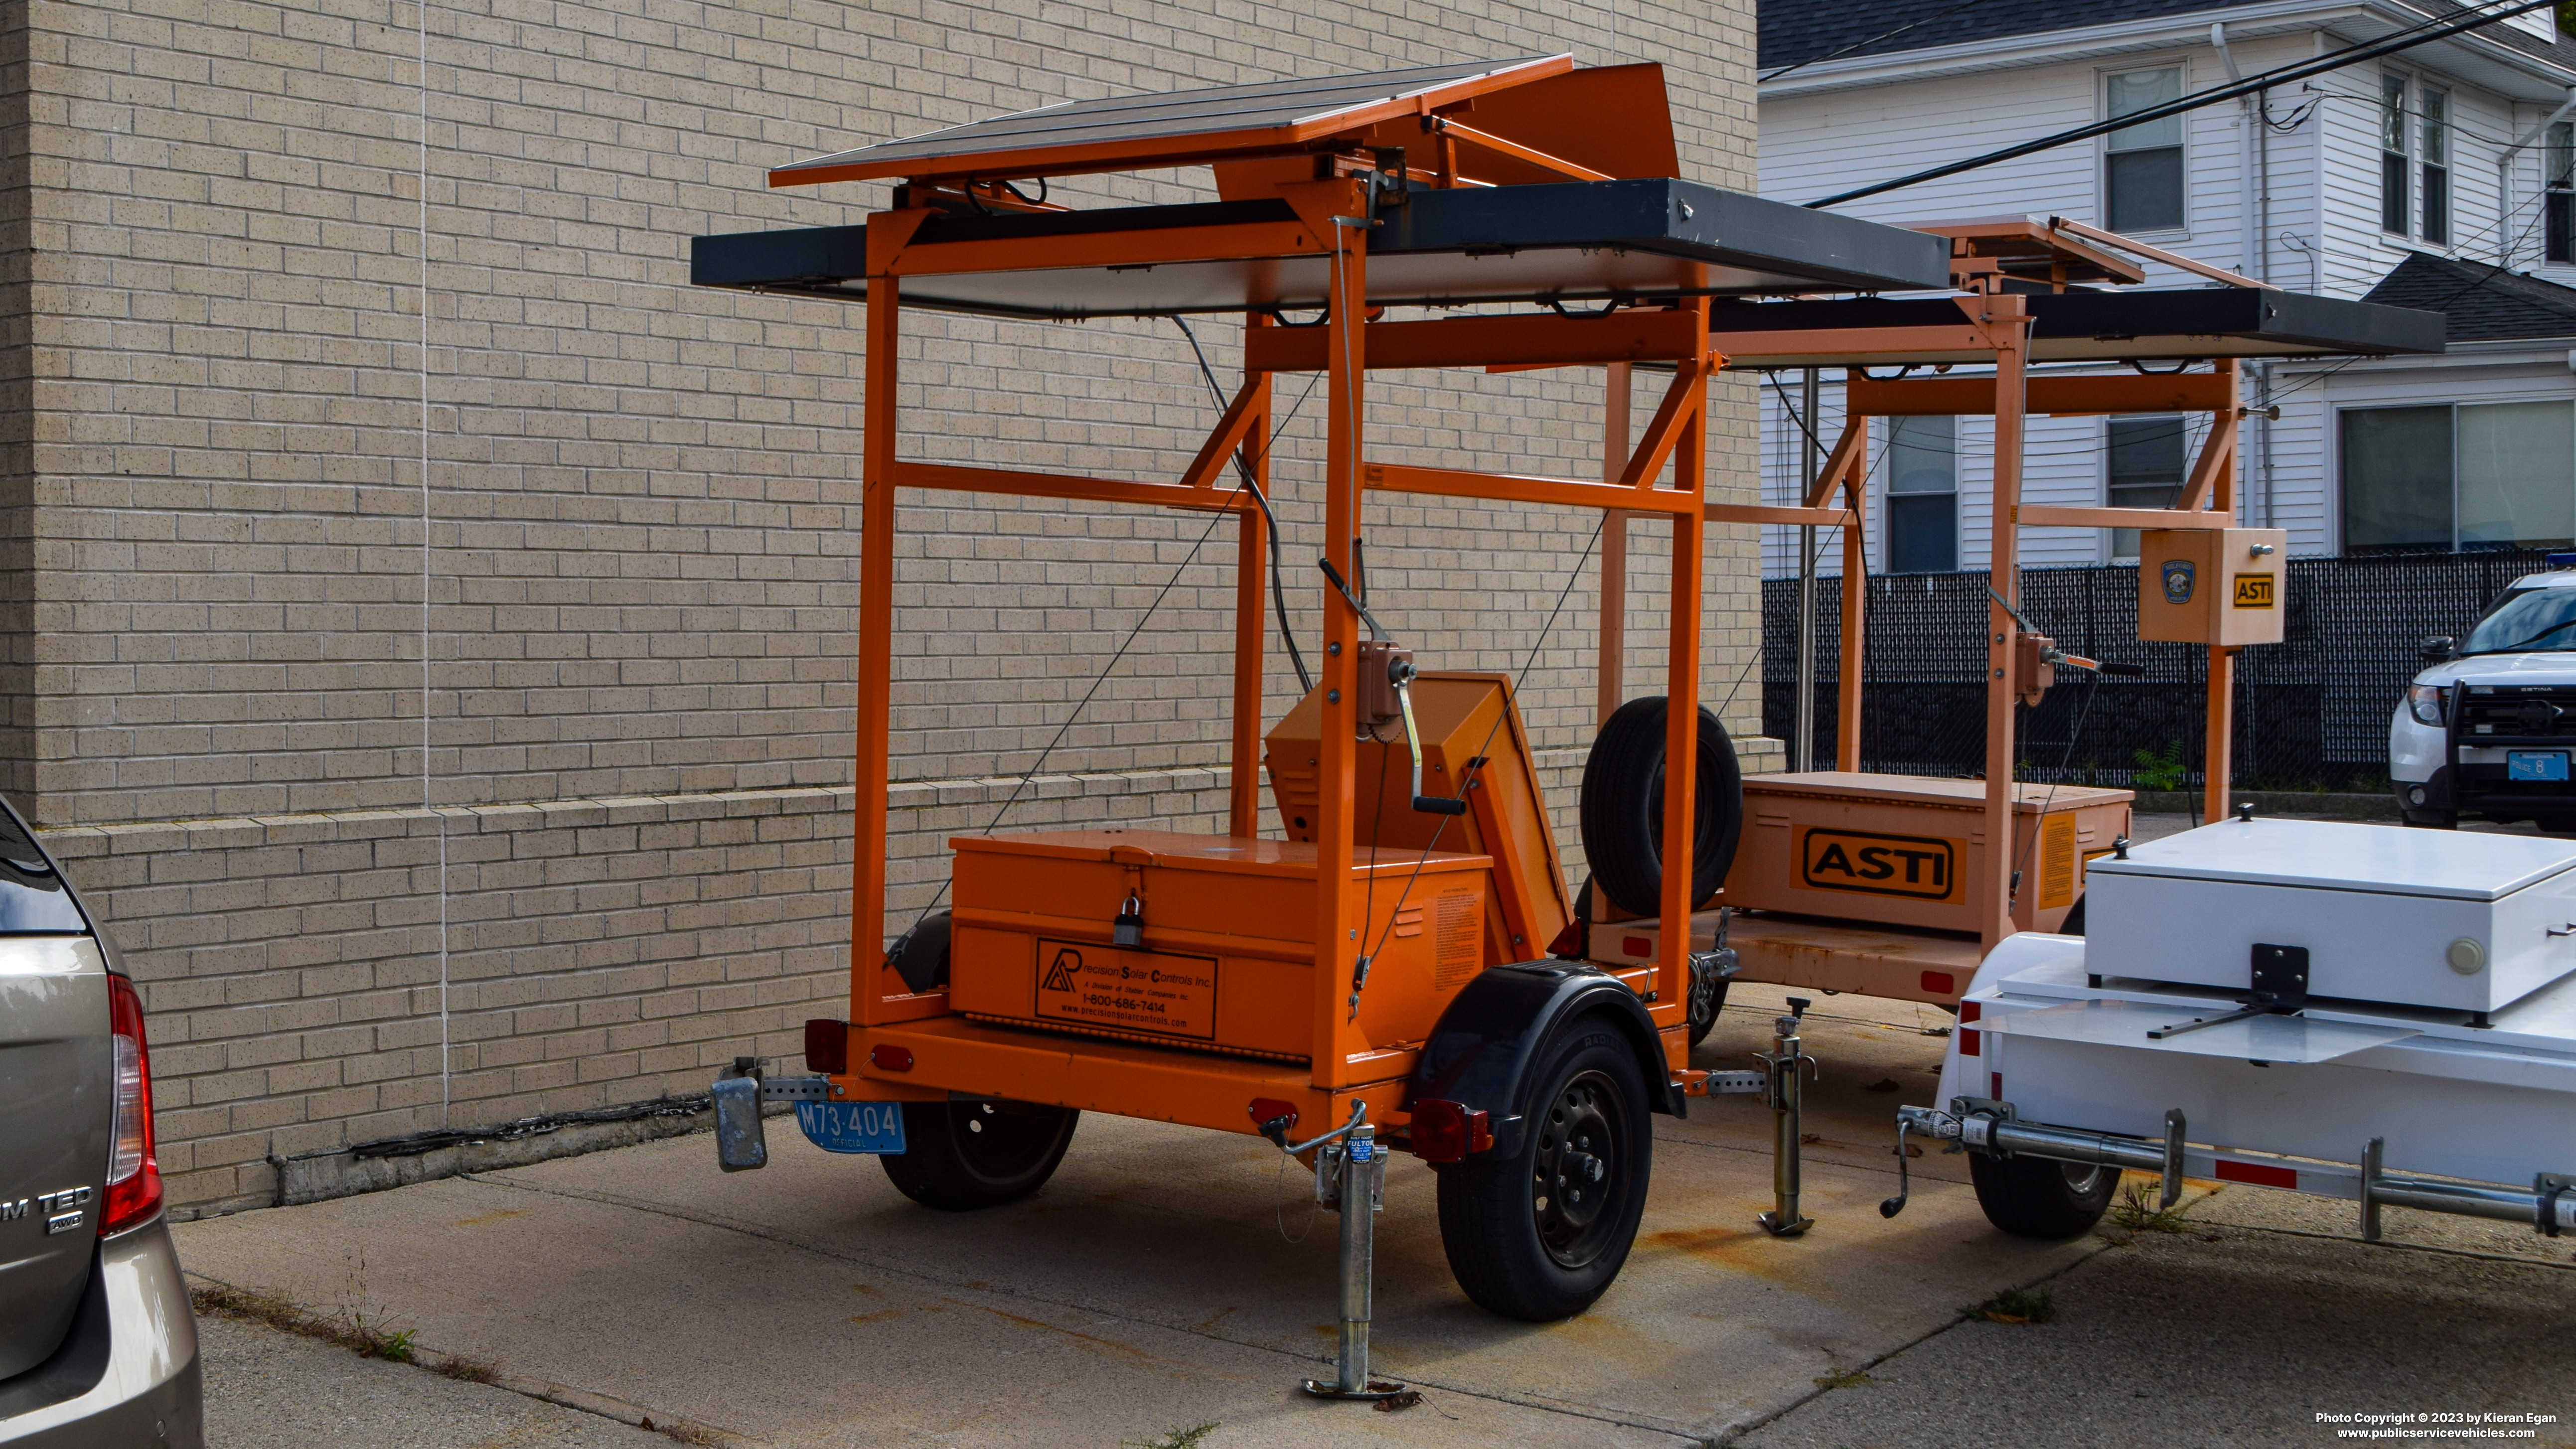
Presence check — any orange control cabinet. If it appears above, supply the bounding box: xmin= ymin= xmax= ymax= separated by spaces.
xmin=1723 ymin=772 xmax=2132 ymax=936
xmin=947 ymin=829 xmax=1491 ymax=1063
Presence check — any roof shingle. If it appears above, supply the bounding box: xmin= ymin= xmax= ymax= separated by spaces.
xmin=2360 ymin=250 xmax=2576 ymax=341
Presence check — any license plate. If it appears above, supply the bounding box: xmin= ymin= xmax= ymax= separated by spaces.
xmin=2511 ymin=751 xmax=2571 ymax=782
xmin=794 ymin=1100 xmax=908 ymax=1155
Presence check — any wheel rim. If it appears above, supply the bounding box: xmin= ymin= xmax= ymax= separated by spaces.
xmin=1532 ymin=1069 xmax=1629 ymax=1269
xmin=953 ymin=1102 xmax=1063 ymax=1180
xmin=2060 ymin=1162 xmax=2105 ymax=1195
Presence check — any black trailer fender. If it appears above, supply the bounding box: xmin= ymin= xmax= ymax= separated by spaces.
xmin=1407 ymin=961 xmax=1682 ymax=1160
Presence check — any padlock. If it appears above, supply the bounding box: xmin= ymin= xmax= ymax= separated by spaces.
xmin=1112 ymin=892 xmax=1145 ymax=948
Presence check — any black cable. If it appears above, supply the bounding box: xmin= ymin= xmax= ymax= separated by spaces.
xmin=1806 ymin=0 xmax=2554 ymax=209
xmin=1174 ymin=315 xmax=1316 ymax=693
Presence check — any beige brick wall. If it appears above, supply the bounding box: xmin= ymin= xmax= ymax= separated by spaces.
xmin=12 ymin=0 xmax=1766 ymax=1210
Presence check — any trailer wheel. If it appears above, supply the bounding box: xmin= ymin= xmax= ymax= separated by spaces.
xmin=1967 ymin=1152 xmax=2116 ymax=1239
xmin=1437 ymin=1021 xmax=1652 ymax=1321
xmin=881 ymin=1101 xmax=1078 ymax=1211
xmin=1580 ymin=697 xmax=1743 ymax=919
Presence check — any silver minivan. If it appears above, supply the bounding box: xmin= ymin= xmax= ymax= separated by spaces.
xmin=0 ymin=797 xmax=201 ymax=1446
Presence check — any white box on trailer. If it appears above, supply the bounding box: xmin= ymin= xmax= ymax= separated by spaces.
xmin=2083 ymin=818 xmax=2576 ymax=1014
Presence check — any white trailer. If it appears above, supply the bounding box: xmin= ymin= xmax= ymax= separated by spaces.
xmin=1886 ymin=816 xmax=2576 ymax=1242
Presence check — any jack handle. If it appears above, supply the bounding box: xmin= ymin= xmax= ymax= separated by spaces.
xmin=1395 ymin=669 xmax=1466 ymax=817
xmin=1265 ymin=1099 xmax=1369 ymax=1157
xmin=1983 ymin=585 xmax=2147 ymax=678
xmin=1318 ymin=558 xmax=1465 ymax=817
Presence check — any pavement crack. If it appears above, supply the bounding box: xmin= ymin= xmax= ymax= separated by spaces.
xmin=456 ymin=1172 xmax=1704 ymax=1443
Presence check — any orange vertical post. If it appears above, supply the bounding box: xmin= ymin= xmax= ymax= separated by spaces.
xmin=1598 ymin=361 xmax=1632 ymax=726
xmin=1229 ymin=338 xmax=1272 ymax=838
xmin=2203 ymin=359 xmax=2242 ymax=824
xmin=1310 ymin=206 xmax=1366 ymax=1092
xmin=1835 ymin=410 xmax=1869 ymax=772
xmin=1980 ymin=296 xmax=2031 ymax=953
xmin=1655 ymin=306 xmax=1711 ymax=1035
xmin=854 ymin=270 xmax=901 ymax=1027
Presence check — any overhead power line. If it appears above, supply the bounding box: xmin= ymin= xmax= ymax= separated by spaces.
xmin=1804 ymin=0 xmax=2558 ymax=210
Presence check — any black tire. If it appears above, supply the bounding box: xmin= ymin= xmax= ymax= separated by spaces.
xmin=880 ymin=1100 xmax=1078 ymax=1211
xmin=1968 ymin=1152 xmax=2117 ymax=1239
xmin=1580 ymin=698 xmax=1744 ymax=919
xmin=2402 ymin=809 xmax=2458 ymax=830
xmin=1686 ymin=960 xmax=1729 ymax=1046
xmin=1437 ymin=1021 xmax=1653 ymax=1321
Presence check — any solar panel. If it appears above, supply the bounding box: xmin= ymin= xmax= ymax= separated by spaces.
xmin=771 ymin=55 xmax=1569 ymax=186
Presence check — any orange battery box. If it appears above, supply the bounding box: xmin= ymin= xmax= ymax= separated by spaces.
xmin=947 ymin=829 xmax=1491 ymax=1063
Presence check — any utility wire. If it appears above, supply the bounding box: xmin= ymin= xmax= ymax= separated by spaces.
xmin=1806 ymin=0 xmax=2557 ymax=209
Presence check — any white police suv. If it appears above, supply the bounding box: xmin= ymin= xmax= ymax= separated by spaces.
xmin=2394 ymin=555 xmax=2576 ymax=829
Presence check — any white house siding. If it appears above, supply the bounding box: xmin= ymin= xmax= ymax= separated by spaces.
xmin=1757 ymin=19 xmax=2576 ymax=575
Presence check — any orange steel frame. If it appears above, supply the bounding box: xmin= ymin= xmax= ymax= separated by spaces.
xmin=1587 ymin=280 xmax=2256 ymax=955
xmin=837 ymin=180 xmax=1726 ymax=1137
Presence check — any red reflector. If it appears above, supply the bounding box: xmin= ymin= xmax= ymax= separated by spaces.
xmin=1407 ymin=1099 xmax=1492 ymax=1163
xmin=1990 ymin=1071 xmax=2002 ymax=1100
xmin=1921 ymin=970 xmax=1956 ymax=996
xmin=2216 ymin=1160 xmax=2297 ymax=1189
xmin=804 ymin=1018 xmax=850 ymax=1075
xmin=1959 ymin=1001 xmax=1981 ymax=1023
xmin=1622 ymin=935 xmax=1653 ymax=958
xmin=869 ymin=1043 xmax=914 ymax=1072
xmin=1544 ymin=920 xmax=1585 ymax=958
xmin=1959 ymin=1028 xmax=1980 ymax=1057
xmin=1248 ymin=1098 xmax=1300 ymax=1134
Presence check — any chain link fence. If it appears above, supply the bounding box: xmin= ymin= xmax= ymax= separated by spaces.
xmin=1763 ymin=550 xmax=2555 ymax=791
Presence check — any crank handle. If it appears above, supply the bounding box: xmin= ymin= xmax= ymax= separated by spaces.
xmin=1391 ymin=665 xmax=1467 ymax=816
xmin=1881 ymin=1118 xmax=1914 ymax=1218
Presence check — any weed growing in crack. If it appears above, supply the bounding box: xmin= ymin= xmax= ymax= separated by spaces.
xmin=1123 ymin=1424 xmax=1219 ymax=1449
xmin=1960 ymin=1286 xmax=2056 ymax=1324
xmin=2110 ymin=1179 xmax=2188 ymax=1234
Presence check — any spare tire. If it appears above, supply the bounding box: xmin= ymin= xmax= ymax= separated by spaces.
xmin=1579 ymin=698 xmax=1743 ymax=919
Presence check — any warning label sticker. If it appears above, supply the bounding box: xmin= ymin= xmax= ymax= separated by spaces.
xmin=1032 ymin=938 xmax=1217 ymax=1041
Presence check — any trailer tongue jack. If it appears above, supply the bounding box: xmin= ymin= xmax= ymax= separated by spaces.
xmin=1278 ymin=1102 xmax=1407 ymax=1402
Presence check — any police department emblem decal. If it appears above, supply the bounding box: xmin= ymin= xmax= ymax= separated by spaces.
xmin=2160 ymin=559 xmax=2195 ymax=605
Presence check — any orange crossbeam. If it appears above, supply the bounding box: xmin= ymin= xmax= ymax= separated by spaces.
xmin=892 ymin=461 xmax=1254 ymax=512
xmin=886 ymin=220 xmax=1324 ymax=277
xmin=1704 ymin=324 xmax=1996 ymax=363
xmin=1707 ymin=503 xmax=1857 ymax=528
xmin=1849 ymin=373 xmax=2235 ymax=417
xmin=1431 ymin=118 xmax=1612 ymax=182
xmin=1245 ymin=309 xmax=1701 ymax=373
xmin=1179 ymin=380 xmax=1266 ymax=491
xmin=1363 ymin=461 xmax=1700 ymax=515
xmin=2015 ymin=504 xmax=2232 ymax=530
xmin=1618 ymin=360 xmax=1705 ymax=488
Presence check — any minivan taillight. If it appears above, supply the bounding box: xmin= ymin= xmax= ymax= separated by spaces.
xmin=101 ymin=973 xmax=161 ymax=1235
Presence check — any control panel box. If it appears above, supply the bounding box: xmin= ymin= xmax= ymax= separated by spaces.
xmin=2136 ymin=527 xmax=2287 ymax=646
xmin=2084 ymin=818 xmax=2576 ymax=1013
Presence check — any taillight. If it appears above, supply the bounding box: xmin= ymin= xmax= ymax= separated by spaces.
xmin=101 ymin=973 xmax=162 ymax=1235
xmin=1407 ymin=1099 xmax=1492 ymax=1163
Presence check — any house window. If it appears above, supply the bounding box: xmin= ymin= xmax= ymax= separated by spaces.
xmin=2107 ymin=415 xmax=2188 ymax=561
xmin=2341 ymin=403 xmax=2576 ymax=553
xmin=2547 ymin=121 xmax=2573 ymax=264
xmin=2105 ymin=67 xmax=2185 ymax=233
xmin=2421 ymin=88 xmax=2450 ymax=245
xmin=1885 ymin=415 xmax=1957 ymax=574
xmin=2382 ymin=71 xmax=2411 ymax=235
